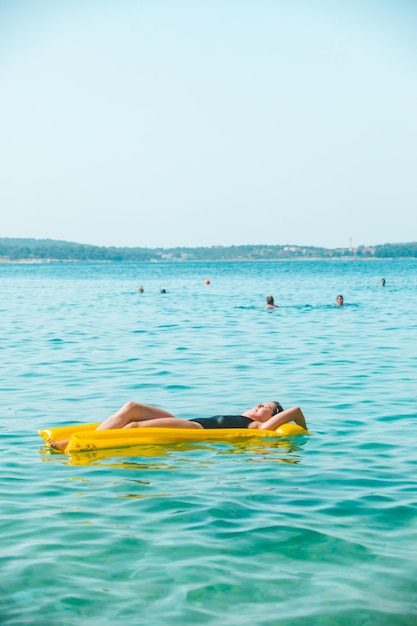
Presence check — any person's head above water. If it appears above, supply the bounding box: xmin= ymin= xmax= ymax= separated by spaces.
xmin=336 ymin=294 xmax=344 ymax=306
xmin=265 ymin=295 xmax=278 ymax=308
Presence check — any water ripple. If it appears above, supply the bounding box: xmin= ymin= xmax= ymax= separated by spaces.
xmin=1 ymin=260 xmax=417 ymax=625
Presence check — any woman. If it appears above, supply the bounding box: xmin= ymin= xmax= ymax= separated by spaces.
xmin=47 ymin=400 xmax=307 ymax=450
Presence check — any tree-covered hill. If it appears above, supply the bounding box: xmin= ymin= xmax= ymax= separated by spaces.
xmin=1 ymin=238 xmax=417 ymax=262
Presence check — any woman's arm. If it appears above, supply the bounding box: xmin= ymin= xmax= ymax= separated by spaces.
xmin=255 ymin=406 xmax=308 ymax=431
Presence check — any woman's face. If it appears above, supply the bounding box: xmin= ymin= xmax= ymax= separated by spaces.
xmin=247 ymin=402 xmax=277 ymax=422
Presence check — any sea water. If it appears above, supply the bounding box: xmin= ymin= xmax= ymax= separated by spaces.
xmin=1 ymin=259 xmax=416 ymax=626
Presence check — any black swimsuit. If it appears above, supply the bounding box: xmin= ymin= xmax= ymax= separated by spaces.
xmin=189 ymin=415 xmax=254 ymax=429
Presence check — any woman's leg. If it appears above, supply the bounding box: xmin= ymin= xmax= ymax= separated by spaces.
xmin=96 ymin=402 xmax=177 ymax=430
xmin=125 ymin=417 xmax=203 ymax=429
xmin=46 ymin=402 xmax=183 ymax=450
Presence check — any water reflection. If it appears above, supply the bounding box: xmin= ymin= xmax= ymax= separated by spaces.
xmin=39 ymin=435 xmax=309 ymax=468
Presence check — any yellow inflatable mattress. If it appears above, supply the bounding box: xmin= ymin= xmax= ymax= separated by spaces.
xmin=39 ymin=422 xmax=309 ymax=454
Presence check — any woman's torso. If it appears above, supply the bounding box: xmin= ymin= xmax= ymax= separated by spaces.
xmin=189 ymin=415 xmax=255 ymax=429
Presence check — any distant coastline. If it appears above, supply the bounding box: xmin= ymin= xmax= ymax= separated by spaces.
xmin=1 ymin=238 xmax=416 ymax=262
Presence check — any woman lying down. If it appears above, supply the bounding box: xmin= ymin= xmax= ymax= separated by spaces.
xmin=47 ymin=400 xmax=308 ymax=450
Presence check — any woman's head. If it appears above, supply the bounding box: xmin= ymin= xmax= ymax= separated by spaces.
xmin=266 ymin=296 xmax=274 ymax=305
xmin=244 ymin=401 xmax=284 ymax=421
xmin=271 ymin=401 xmax=284 ymax=416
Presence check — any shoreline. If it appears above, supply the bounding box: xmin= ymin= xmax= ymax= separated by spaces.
xmin=0 ymin=256 xmax=410 ymax=264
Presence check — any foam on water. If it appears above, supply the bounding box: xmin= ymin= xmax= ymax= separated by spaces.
xmin=1 ymin=260 xmax=416 ymax=625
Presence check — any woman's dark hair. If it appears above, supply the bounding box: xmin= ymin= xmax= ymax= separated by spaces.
xmin=272 ymin=401 xmax=284 ymax=416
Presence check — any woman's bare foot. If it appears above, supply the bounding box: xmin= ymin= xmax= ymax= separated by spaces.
xmin=46 ymin=438 xmax=69 ymax=451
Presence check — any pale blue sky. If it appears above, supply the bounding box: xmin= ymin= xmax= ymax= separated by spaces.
xmin=1 ymin=0 xmax=417 ymax=248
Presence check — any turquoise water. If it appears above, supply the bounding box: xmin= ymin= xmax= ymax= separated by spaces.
xmin=1 ymin=259 xmax=416 ymax=625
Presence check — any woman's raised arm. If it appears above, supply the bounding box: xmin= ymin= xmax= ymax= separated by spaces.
xmin=258 ymin=406 xmax=308 ymax=431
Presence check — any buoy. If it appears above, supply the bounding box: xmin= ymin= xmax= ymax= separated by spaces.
xmin=205 ymin=279 xmax=211 ymax=285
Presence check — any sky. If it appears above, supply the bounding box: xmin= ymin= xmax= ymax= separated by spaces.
xmin=1 ymin=0 xmax=417 ymax=249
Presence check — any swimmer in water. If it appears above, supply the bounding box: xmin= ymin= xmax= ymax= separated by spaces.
xmin=47 ymin=400 xmax=307 ymax=450
xmin=336 ymin=294 xmax=344 ymax=306
xmin=265 ymin=295 xmax=279 ymax=309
